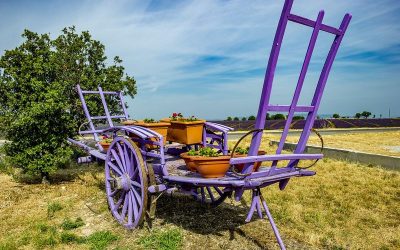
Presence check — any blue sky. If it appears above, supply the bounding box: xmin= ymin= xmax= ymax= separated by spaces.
xmin=1 ymin=0 xmax=399 ymax=119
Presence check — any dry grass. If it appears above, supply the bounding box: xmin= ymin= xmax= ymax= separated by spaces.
xmin=264 ymin=131 xmax=400 ymax=157
xmin=0 ymin=154 xmax=399 ymax=249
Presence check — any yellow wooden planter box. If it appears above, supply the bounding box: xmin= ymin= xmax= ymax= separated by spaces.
xmin=122 ymin=120 xmax=170 ymax=148
xmin=167 ymin=120 xmax=206 ymax=145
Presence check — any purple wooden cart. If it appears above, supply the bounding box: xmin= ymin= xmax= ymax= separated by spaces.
xmin=68 ymin=0 xmax=351 ymax=248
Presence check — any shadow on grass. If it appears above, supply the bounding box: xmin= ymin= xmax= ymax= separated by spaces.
xmin=153 ymin=191 xmax=310 ymax=250
xmin=154 ymin=193 xmax=249 ymax=235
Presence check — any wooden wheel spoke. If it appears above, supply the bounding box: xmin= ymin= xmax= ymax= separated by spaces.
xmin=123 ymin=144 xmax=132 ymax=177
xmin=129 ymin=191 xmax=139 ymax=221
xmin=131 ymin=187 xmax=142 ymax=210
xmin=110 ymin=189 xmax=120 ymax=197
xmin=130 ymin=167 xmax=138 ymax=180
xmin=108 ymin=162 xmax=123 ymax=176
xmin=111 ymin=149 xmax=125 ymax=174
xmin=115 ymin=192 xmax=126 ymax=210
xmin=206 ymin=186 xmax=215 ymax=202
xmin=131 ymin=180 xmax=141 ymax=189
xmin=116 ymin=143 xmax=127 ymax=173
xmin=127 ymin=192 xmax=133 ymax=226
xmin=120 ymin=195 xmax=129 ymax=220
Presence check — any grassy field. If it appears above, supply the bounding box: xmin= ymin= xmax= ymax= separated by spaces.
xmin=264 ymin=131 xmax=400 ymax=157
xmin=1 ymin=153 xmax=399 ymax=249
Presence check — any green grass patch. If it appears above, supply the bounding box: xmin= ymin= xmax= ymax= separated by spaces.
xmin=61 ymin=217 xmax=85 ymax=230
xmin=32 ymin=224 xmax=58 ymax=248
xmin=47 ymin=201 xmax=63 ymax=218
xmin=60 ymin=231 xmax=85 ymax=244
xmin=86 ymin=230 xmax=119 ymax=250
xmin=138 ymin=228 xmax=183 ymax=250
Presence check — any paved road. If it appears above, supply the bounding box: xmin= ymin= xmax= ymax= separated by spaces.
xmin=228 ymin=127 xmax=400 ymax=140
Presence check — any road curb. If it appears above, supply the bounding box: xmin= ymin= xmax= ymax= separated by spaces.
xmin=270 ymin=141 xmax=400 ymax=171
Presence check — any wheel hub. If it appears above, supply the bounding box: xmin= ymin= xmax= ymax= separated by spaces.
xmin=115 ymin=174 xmax=131 ymax=191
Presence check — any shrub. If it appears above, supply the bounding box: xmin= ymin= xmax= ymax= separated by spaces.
xmin=293 ymin=115 xmax=304 ymax=120
xmin=271 ymin=113 xmax=286 ymax=120
xmin=0 ymin=27 xmax=136 ymax=179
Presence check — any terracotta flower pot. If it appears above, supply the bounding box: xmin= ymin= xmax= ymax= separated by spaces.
xmin=193 ymin=155 xmax=231 ymax=178
xmin=180 ymin=152 xmax=197 ymax=172
xmin=99 ymin=141 xmax=111 ymax=152
xmin=233 ymin=150 xmax=266 ymax=172
xmin=167 ymin=120 xmax=206 ymax=145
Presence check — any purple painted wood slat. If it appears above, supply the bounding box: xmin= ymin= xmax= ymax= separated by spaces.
xmin=205 ymin=122 xmax=234 ymax=132
xmin=81 ymin=90 xmax=120 ymax=95
xmin=91 ymin=115 xmax=126 ymax=120
xmin=288 ymin=14 xmax=342 ymax=35
xmin=119 ymin=92 xmax=129 ymax=119
xmin=269 ymin=11 xmax=325 ymax=175
xmin=76 ymin=84 xmax=101 ymax=144
xmin=267 ymin=105 xmax=314 ymax=112
xmin=293 ymin=14 xmax=352 ymax=156
xmin=229 ymin=153 xmax=323 ymax=165
xmin=98 ymin=86 xmax=114 ymax=127
xmin=246 ymin=0 xmax=294 ymax=174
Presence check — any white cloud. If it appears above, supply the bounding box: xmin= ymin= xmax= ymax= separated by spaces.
xmin=0 ymin=0 xmax=399 ymax=119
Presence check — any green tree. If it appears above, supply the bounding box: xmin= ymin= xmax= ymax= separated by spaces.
xmin=233 ymin=117 xmax=239 ymax=121
xmin=293 ymin=115 xmax=304 ymax=120
xmin=0 ymin=27 xmax=136 ymax=179
xmin=226 ymin=116 xmax=232 ymax=121
xmin=355 ymin=113 xmax=361 ymax=119
xmin=271 ymin=113 xmax=286 ymax=120
xmin=332 ymin=113 xmax=340 ymax=119
xmin=241 ymin=117 xmax=247 ymax=121
xmin=361 ymin=111 xmax=371 ymax=119
xmin=248 ymin=115 xmax=256 ymax=120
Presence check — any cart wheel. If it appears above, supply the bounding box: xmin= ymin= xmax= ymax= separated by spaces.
xmin=105 ymin=137 xmax=148 ymax=229
xmin=193 ymin=186 xmax=231 ymax=207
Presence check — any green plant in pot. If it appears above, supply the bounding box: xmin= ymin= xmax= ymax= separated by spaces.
xmin=232 ymin=147 xmax=266 ymax=172
xmin=190 ymin=147 xmax=231 ymax=178
xmin=99 ymin=136 xmax=113 ymax=152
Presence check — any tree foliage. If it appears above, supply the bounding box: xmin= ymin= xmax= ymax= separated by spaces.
xmin=0 ymin=27 xmax=136 ymax=178
xmin=332 ymin=113 xmax=340 ymax=119
xmin=248 ymin=115 xmax=256 ymax=120
xmin=271 ymin=113 xmax=286 ymax=120
xmin=361 ymin=111 xmax=371 ymax=119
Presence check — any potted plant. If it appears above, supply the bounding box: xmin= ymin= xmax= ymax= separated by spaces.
xmin=99 ymin=136 xmax=113 ymax=152
xmin=232 ymin=147 xmax=266 ymax=172
xmin=166 ymin=113 xmax=206 ymax=145
xmin=191 ymin=147 xmax=231 ymax=178
xmin=179 ymin=149 xmax=198 ymax=172
xmin=125 ymin=118 xmax=171 ymax=149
